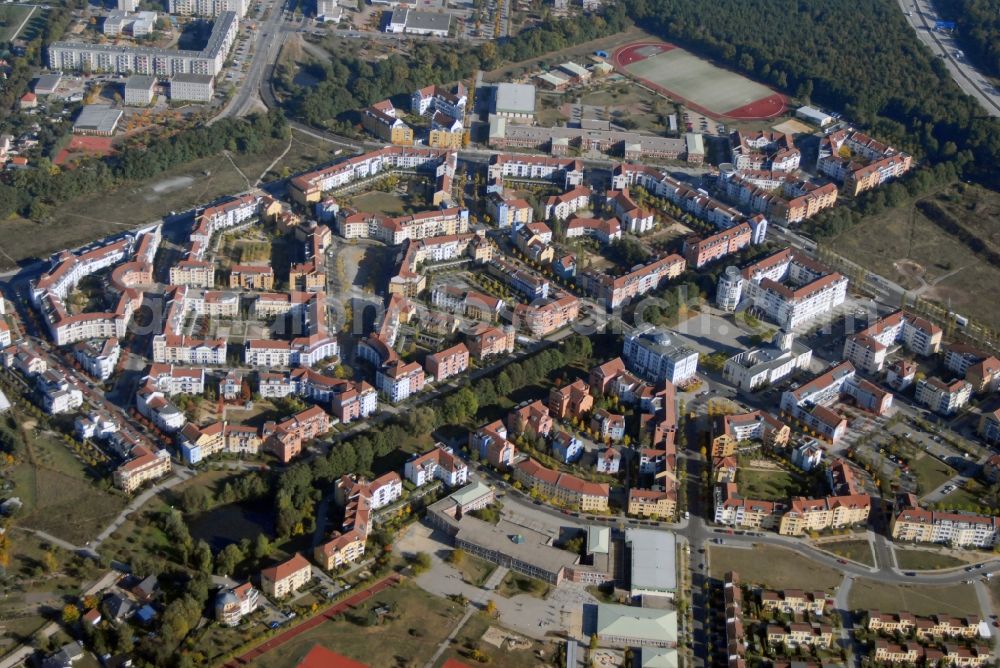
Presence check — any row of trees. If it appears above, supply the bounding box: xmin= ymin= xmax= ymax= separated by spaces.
xmin=625 ymin=0 xmax=1000 ymax=187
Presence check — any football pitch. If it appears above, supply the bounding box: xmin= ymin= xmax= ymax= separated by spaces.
xmin=614 ymin=41 xmax=787 ymax=120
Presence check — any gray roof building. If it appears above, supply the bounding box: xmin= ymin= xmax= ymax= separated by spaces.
xmin=595 ymin=602 xmax=678 ymax=647
xmin=625 ymin=528 xmax=677 ymax=597
xmin=34 ymin=73 xmax=63 ymax=95
xmin=73 ymin=104 xmax=123 ymax=135
xmin=492 ymin=83 xmax=536 ymax=117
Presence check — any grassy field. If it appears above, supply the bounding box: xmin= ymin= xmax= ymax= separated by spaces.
xmin=737 ymin=467 xmax=806 ymax=501
xmin=621 ymin=44 xmax=777 ymax=116
xmin=848 ymin=579 xmax=978 ymax=616
xmin=453 ymin=553 xmax=496 ymax=587
xmin=0 ymin=5 xmax=34 ymax=42
xmin=939 ymin=481 xmax=993 ymax=513
xmin=709 ymin=545 xmax=843 ymax=591
xmin=0 ymin=132 xmax=335 ymax=269
xmin=12 ymin=422 xmax=126 ymax=545
xmin=894 ymin=548 xmax=969 ymax=571
xmin=819 ymin=539 xmax=875 ymax=567
xmin=441 ymin=611 xmax=556 ymax=668
xmin=909 ymin=454 xmax=955 ymax=496
xmin=829 ymin=183 xmax=1000 ymax=330
xmin=250 ymin=584 xmax=467 ymax=668
xmin=350 ymin=191 xmax=409 ymax=217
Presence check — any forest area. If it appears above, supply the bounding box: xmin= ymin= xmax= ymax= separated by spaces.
xmin=624 ymin=0 xmax=1000 ymax=185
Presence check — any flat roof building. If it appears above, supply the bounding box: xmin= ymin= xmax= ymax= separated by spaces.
xmin=34 ymin=73 xmax=63 ymax=95
xmin=385 ymin=8 xmax=451 ymax=36
xmin=124 ymin=75 xmax=157 ymax=106
xmin=73 ymin=105 xmax=123 ymax=136
xmin=796 ymin=106 xmax=834 ymax=127
xmin=171 ymin=73 xmax=215 ymax=102
xmin=492 ymin=83 xmax=536 ymax=120
xmin=626 ymin=528 xmax=677 ymax=598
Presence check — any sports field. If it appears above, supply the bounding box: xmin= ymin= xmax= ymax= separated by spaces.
xmin=613 ymin=41 xmax=787 ymax=120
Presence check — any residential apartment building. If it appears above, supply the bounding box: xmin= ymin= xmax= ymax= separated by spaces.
xmin=544 ymin=186 xmax=591 ymax=220
xmin=512 ymin=291 xmax=580 ymax=338
xmin=548 ymin=379 xmax=594 ymax=420
xmin=404 ymin=445 xmax=468 ymax=488
xmin=114 ymin=445 xmax=171 ymax=493
xmin=914 ymin=377 xmax=972 ymax=416
xmin=260 ymin=553 xmax=312 ymax=598
xmin=168 ymin=0 xmax=247 ymax=16
xmin=424 ymin=343 xmax=469 ymax=382
xmin=578 ymin=254 xmax=686 ymax=310
xmin=514 ymin=458 xmax=610 ymax=512
xmin=229 ymin=264 xmax=274 ymax=290
xmin=683 ymin=222 xmax=752 ymax=269
xmin=891 ymin=504 xmax=999 ymax=548
xmin=605 ymin=189 xmax=655 ymax=234
xmin=469 ymin=420 xmax=518 ymax=470
xmin=361 ymin=100 xmax=414 ymax=145
xmin=564 ymin=216 xmax=622 ymax=244
xmin=465 ymin=323 xmax=515 ymax=360
xmin=842 ymin=310 xmax=942 ymax=372
xmin=740 ymin=248 xmax=848 ymax=330
xmin=49 ymin=11 xmax=238 ymax=76
xmin=376 ymin=359 xmax=425 ymax=402
xmin=627 ymin=488 xmax=676 ymax=519
xmin=214 ymin=582 xmax=259 ymax=626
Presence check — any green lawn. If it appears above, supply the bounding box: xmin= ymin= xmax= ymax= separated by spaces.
xmin=737 ymin=467 xmax=806 ymax=501
xmin=894 ymin=549 xmax=969 ymax=571
xmin=350 ymin=190 xmax=410 ymax=217
xmin=909 ymin=454 xmax=955 ymax=496
xmin=709 ymin=545 xmax=843 ymax=591
xmin=819 ymin=539 xmax=874 ymax=567
xmin=0 ymin=5 xmax=34 ymax=42
xmin=249 ymin=584 xmax=467 ymax=668
xmin=452 ymin=553 xmax=496 ymax=587
xmin=848 ymin=579 xmax=977 ymax=616
xmin=939 ymin=481 xmax=995 ymax=514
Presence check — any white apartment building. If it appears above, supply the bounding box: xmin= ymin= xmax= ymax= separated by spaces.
xmin=723 ymin=332 xmax=813 ymax=392
xmin=375 ymin=360 xmax=425 ymax=403
xmin=170 ymin=73 xmax=215 ymax=102
xmin=914 ymin=377 xmax=972 ymax=416
xmin=167 ymin=0 xmax=247 ymax=17
xmin=623 ymin=325 xmax=699 ymax=385
xmin=49 ymin=11 xmax=238 ymax=77
xmin=37 ymin=370 xmax=84 ymax=414
xmin=741 ymin=248 xmax=848 ymax=330
xmin=73 ymin=338 xmax=121 ymax=381
xmin=404 ymin=445 xmax=469 ymax=488
xmin=842 ymin=310 xmax=942 ymax=373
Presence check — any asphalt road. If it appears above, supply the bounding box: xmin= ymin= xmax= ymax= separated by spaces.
xmin=895 ymin=0 xmax=1000 ymax=117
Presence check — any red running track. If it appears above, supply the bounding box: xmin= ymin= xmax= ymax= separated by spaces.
xmin=611 ymin=41 xmax=788 ymax=122
xmin=224 ymin=573 xmax=402 ymax=667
